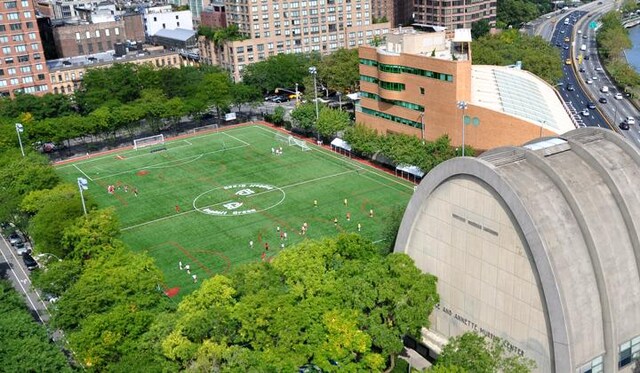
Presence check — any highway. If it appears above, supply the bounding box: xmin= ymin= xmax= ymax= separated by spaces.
xmin=529 ymin=2 xmax=640 ymax=145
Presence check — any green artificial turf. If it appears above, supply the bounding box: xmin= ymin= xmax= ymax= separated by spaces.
xmin=56 ymin=124 xmax=414 ymax=299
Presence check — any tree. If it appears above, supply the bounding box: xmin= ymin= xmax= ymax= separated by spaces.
xmin=316 ymin=106 xmax=351 ymax=139
xmin=472 ymin=30 xmax=562 ymax=84
xmin=0 ymin=151 xmax=60 ymax=227
xmin=161 ymin=234 xmax=439 ymax=372
xmin=472 ymin=19 xmax=491 ymax=40
xmin=198 ymin=72 xmax=232 ymax=121
xmin=290 ymin=102 xmax=319 ymax=133
xmin=21 ymin=183 xmax=87 ymax=258
xmin=230 ymin=82 xmax=262 ymax=111
xmin=318 ymin=48 xmax=360 ymax=94
xmin=497 ymin=0 xmax=539 ymax=27
xmin=242 ymin=53 xmax=320 ymax=93
xmin=434 ymin=332 xmax=535 ymax=373
xmin=0 ymin=280 xmax=72 ymax=372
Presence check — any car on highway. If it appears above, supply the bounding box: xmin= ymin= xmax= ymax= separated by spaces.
xmin=582 ymin=109 xmax=590 ymax=116
xmin=579 ymin=67 xmax=586 ymax=72
xmin=615 ymin=92 xmax=624 ymax=100
xmin=565 ymin=59 xmax=572 ymax=65
xmin=599 ymin=97 xmax=608 ymax=104
xmin=567 ymin=84 xmax=575 ymax=91
xmin=592 ymin=76 xmax=599 ymax=81
xmin=585 ymin=55 xmax=590 ymax=60
xmin=587 ymin=102 xmax=597 ymax=109
xmin=587 ymin=79 xmax=593 ymax=84
xmin=625 ymin=117 xmax=636 ymax=125
xmin=22 ymin=253 xmax=38 ymax=270
xmin=583 ymin=35 xmax=588 ymax=39
xmin=564 ymin=37 xmax=570 ymax=42
xmin=563 ymin=45 xmax=569 ymax=50
xmin=595 ymin=67 xmax=603 ymax=72
xmin=620 ymin=122 xmax=630 ymax=130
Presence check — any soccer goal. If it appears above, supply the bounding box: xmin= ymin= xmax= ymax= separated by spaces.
xmin=191 ymin=123 xmax=219 ymax=135
xmin=133 ymin=134 xmax=165 ymax=150
xmin=289 ymin=137 xmax=311 ymax=151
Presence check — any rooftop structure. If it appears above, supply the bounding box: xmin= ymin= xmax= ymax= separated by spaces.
xmin=395 ymin=127 xmax=640 ymax=373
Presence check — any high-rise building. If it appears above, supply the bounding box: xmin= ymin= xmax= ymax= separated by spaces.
xmin=356 ymin=27 xmax=575 ymax=151
xmin=413 ymin=0 xmax=495 ymax=35
xmin=370 ymin=0 xmax=412 ymax=27
xmin=198 ymin=0 xmax=391 ymax=81
xmin=0 ymin=0 xmax=51 ymax=97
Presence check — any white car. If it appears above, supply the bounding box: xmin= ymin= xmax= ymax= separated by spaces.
xmin=592 ymin=76 xmax=598 ymax=80
xmin=582 ymin=109 xmax=590 ymax=116
xmin=626 ymin=117 xmax=636 ymax=125
xmin=577 ymin=30 xmax=582 ymax=34
xmin=615 ymin=93 xmax=623 ymax=100
xmin=595 ymin=67 xmax=603 ymax=72
xmin=586 ymin=79 xmax=593 ymax=84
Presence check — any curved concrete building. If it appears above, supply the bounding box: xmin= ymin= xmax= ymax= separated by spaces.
xmin=395 ymin=128 xmax=640 ymax=372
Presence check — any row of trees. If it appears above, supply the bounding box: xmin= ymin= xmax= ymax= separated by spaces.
xmin=597 ymin=11 xmax=640 ymax=97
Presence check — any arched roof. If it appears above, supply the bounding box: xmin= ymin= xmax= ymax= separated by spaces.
xmin=395 ymin=127 xmax=640 ymax=372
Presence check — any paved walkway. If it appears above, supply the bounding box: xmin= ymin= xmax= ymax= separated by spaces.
xmin=0 ymin=234 xmax=51 ymax=323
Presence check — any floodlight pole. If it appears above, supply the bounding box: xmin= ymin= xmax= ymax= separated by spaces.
xmin=418 ymin=112 xmax=425 ymax=142
xmin=77 ymin=177 xmax=88 ymax=216
xmin=15 ymin=123 xmax=25 ymax=157
xmin=309 ymin=66 xmax=320 ymax=143
xmin=295 ymin=82 xmax=300 ymax=106
xmin=456 ymin=101 xmax=468 ymax=156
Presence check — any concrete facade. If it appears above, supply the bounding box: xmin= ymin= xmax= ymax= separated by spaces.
xmin=143 ymin=6 xmax=193 ymax=36
xmin=356 ymin=28 xmax=575 ymax=151
xmin=0 ymin=0 xmax=51 ymax=97
xmin=395 ymin=127 xmax=640 ymax=372
xmin=51 ymin=15 xmax=145 ymax=58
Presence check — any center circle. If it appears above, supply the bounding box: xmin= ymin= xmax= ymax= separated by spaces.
xmin=193 ymin=183 xmax=285 ymax=217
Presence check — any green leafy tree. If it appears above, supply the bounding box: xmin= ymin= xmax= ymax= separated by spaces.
xmin=21 ymin=183 xmax=87 ymax=258
xmin=434 ymin=332 xmax=535 ymax=373
xmin=230 ymin=82 xmax=262 ymax=111
xmin=497 ymin=0 xmax=539 ymax=27
xmin=0 ymin=280 xmax=72 ymax=372
xmin=290 ymin=102 xmax=319 ymax=133
xmin=242 ymin=53 xmax=320 ymax=93
xmin=318 ymin=48 xmax=360 ymax=94
xmin=198 ymin=72 xmax=232 ymax=121
xmin=316 ymin=106 xmax=351 ymax=139
xmin=472 ymin=19 xmax=491 ymax=40
xmin=343 ymin=123 xmax=381 ymax=157
xmin=472 ymin=30 xmax=562 ymax=84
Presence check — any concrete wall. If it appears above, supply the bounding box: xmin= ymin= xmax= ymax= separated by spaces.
xmin=404 ymin=176 xmax=552 ymax=371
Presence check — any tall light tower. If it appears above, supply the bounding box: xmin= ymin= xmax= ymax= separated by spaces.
xmin=15 ymin=123 xmax=25 ymax=157
xmin=77 ymin=177 xmax=88 ymax=216
xmin=309 ymin=66 xmax=320 ymax=143
xmin=456 ymin=101 xmax=468 ymax=156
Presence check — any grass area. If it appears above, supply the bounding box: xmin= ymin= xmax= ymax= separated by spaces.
xmin=55 ymin=124 xmax=414 ymax=299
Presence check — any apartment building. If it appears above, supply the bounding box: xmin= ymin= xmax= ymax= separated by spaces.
xmin=199 ymin=0 xmax=390 ymax=81
xmin=356 ymin=28 xmax=576 ymax=150
xmin=370 ymin=0 xmax=411 ymax=27
xmin=413 ymin=0 xmax=496 ymax=35
xmin=47 ymin=46 xmax=198 ymax=95
xmin=0 ymin=0 xmax=51 ymax=97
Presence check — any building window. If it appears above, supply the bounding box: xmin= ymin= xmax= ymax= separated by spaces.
xmin=361 ymin=107 xmax=423 ymax=129
xmin=14 ymin=44 xmax=26 ymax=52
xmin=359 ymin=58 xmax=377 ymax=66
xmin=2 ymin=47 xmax=10 ymax=54
xmin=23 ymin=10 xmax=31 ymax=18
xmin=619 ymin=337 xmax=640 ymax=368
xmin=22 ymin=76 xmax=33 ymax=83
xmin=25 ymin=22 xmax=32 ymax=28
xmin=19 ymin=66 xmax=30 ymax=73
xmin=30 ymin=43 xmax=38 ymax=50
xmin=10 ymin=78 xmax=18 ymax=85
xmin=4 ymin=57 xmax=13 ymax=64
xmin=105 ymin=29 xmax=110 ymax=37
xmin=6 ymin=67 xmax=14 ymax=74
xmin=7 ymin=12 xmax=18 ymax=20
xmin=10 ymin=23 xmax=21 ymax=31
xmin=0 ymin=69 xmax=3 ymax=76
xmin=578 ymin=355 xmax=603 ymax=373
xmin=17 ymin=55 xmax=28 ymax=62
xmin=4 ymin=1 xmax=16 ymax=8
xmin=115 ymin=27 xmax=119 ymax=35
xmin=0 ymin=36 xmax=7 ymax=43
xmin=33 ymin=53 xmax=40 ymax=60
xmin=37 ymin=73 xmax=44 ymax=80
xmin=0 ymin=80 xmax=6 ymax=87
xmin=360 ymin=74 xmax=377 ymax=83
xmin=95 ymin=30 xmax=100 ymax=38
xmin=379 ymin=81 xmax=405 ymax=91
xmin=420 ymin=87 xmax=425 ymax=94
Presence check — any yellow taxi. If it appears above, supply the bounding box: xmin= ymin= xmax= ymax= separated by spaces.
xmin=565 ymin=59 xmax=572 ymax=65
xmin=564 ymin=36 xmax=570 ymax=42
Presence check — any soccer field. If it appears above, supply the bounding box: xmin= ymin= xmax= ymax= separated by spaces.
xmin=55 ymin=124 xmax=414 ymax=298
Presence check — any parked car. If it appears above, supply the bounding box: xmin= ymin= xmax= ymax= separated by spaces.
xmin=272 ymin=96 xmax=289 ymax=103
xmin=14 ymin=241 xmax=30 ymax=255
xmin=22 ymin=253 xmax=38 ymax=270
xmin=8 ymin=232 xmax=22 ymax=245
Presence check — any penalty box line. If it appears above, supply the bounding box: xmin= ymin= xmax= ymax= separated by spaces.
xmin=120 ymin=169 xmax=358 ymax=232
xmin=92 ymin=143 xmax=249 ymax=181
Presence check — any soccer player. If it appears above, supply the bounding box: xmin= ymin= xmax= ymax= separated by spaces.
xmin=314 ymin=199 xmax=318 ymax=208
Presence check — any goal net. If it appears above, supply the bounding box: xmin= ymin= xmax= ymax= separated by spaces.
xmin=134 ymin=134 xmax=165 ymax=150
xmin=191 ymin=124 xmax=219 ymax=135
xmin=274 ymin=133 xmax=311 ymax=151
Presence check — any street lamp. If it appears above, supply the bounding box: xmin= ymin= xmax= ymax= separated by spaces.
xmin=456 ymin=101 xmax=468 ymax=156
xmin=337 ymin=92 xmax=342 ymax=111
xmin=77 ymin=177 xmax=88 ymax=216
xmin=309 ymin=66 xmax=320 ymax=143
xmin=295 ymin=82 xmax=300 ymax=106
xmin=418 ymin=112 xmax=425 ymax=142
xmin=15 ymin=123 xmax=25 ymax=157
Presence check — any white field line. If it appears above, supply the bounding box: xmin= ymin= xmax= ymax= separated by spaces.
xmin=255 ymin=125 xmax=413 ymax=192
xmin=183 ymin=139 xmax=193 ymax=145
xmin=92 ymin=144 xmax=247 ymax=181
xmin=73 ymin=163 xmax=93 ymax=182
xmin=222 ymin=131 xmax=250 ymax=146
xmin=57 ymin=125 xmax=252 ymax=170
xmin=121 ymin=169 xmax=357 ymax=231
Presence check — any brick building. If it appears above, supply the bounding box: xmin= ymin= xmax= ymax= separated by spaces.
xmin=356 ymin=28 xmax=576 ymax=151
xmin=413 ymin=0 xmax=496 ymax=36
xmin=51 ymin=14 xmax=144 ymax=58
xmin=0 ymin=0 xmax=51 ymax=97
xmin=200 ymin=1 xmax=226 ymax=28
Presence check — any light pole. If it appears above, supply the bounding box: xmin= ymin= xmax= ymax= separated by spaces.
xmin=77 ymin=177 xmax=88 ymax=216
xmin=456 ymin=101 xmax=468 ymax=156
xmin=15 ymin=123 xmax=25 ymax=157
xmin=309 ymin=66 xmax=320 ymax=143
xmin=337 ymin=92 xmax=342 ymax=111
xmin=295 ymin=82 xmax=300 ymax=106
